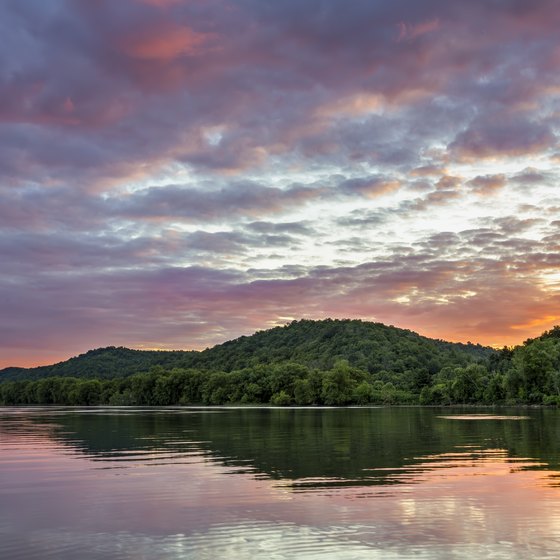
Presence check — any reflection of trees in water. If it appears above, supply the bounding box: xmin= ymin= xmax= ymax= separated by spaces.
xmin=3 ymin=407 xmax=560 ymax=486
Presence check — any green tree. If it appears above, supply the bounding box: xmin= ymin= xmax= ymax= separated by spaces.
xmin=514 ymin=339 xmax=559 ymax=401
xmin=483 ymin=374 xmax=506 ymax=403
xmin=294 ymin=378 xmax=315 ymax=405
xmin=270 ymin=390 xmax=292 ymax=406
xmin=353 ymin=381 xmax=374 ymax=404
xmin=321 ymin=361 xmax=356 ymax=405
xmin=451 ymin=364 xmax=486 ymax=403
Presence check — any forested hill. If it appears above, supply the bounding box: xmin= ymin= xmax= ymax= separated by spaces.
xmin=188 ymin=318 xmax=493 ymax=372
xmin=1 ymin=319 xmax=493 ymax=382
xmin=5 ymin=321 xmax=560 ymax=406
xmin=0 ymin=347 xmax=198 ymax=382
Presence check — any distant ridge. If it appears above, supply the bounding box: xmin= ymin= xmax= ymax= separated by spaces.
xmin=0 ymin=319 xmax=494 ymax=382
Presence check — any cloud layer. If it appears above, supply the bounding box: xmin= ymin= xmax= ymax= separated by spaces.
xmin=2 ymin=0 xmax=560 ymax=366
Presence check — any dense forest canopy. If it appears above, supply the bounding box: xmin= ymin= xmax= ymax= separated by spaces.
xmin=1 ymin=319 xmax=560 ymax=406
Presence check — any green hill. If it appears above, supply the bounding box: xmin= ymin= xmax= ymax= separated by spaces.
xmin=4 ymin=319 xmax=560 ymax=406
xmin=0 ymin=347 xmax=197 ymax=382
xmin=0 ymin=319 xmax=493 ymax=382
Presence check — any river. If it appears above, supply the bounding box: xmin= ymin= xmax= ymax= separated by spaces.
xmin=2 ymin=406 xmax=560 ymax=559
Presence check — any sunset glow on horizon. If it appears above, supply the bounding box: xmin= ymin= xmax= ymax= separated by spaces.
xmin=3 ymin=0 xmax=560 ymax=368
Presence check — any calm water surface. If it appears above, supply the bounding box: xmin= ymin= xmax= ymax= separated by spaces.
xmin=2 ymin=406 xmax=560 ymax=559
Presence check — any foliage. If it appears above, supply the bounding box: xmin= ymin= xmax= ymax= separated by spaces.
xmin=0 ymin=319 xmax=494 ymax=383
xmin=2 ymin=319 xmax=560 ymax=406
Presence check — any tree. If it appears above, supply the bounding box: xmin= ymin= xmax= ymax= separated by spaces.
xmin=270 ymin=390 xmax=292 ymax=406
xmin=514 ymin=339 xmax=559 ymax=400
xmin=483 ymin=374 xmax=505 ymax=403
xmin=68 ymin=379 xmax=102 ymax=405
xmin=294 ymin=378 xmax=315 ymax=405
xmin=451 ymin=365 xmax=486 ymax=403
xmin=321 ymin=361 xmax=357 ymax=405
xmin=353 ymin=382 xmax=374 ymax=405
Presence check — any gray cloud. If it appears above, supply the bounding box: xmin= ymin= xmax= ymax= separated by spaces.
xmin=5 ymin=0 xmax=560 ymax=364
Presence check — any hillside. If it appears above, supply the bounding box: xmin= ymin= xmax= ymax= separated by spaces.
xmin=186 ymin=318 xmax=493 ymax=372
xmin=4 ymin=320 xmax=560 ymax=406
xmin=0 ymin=319 xmax=493 ymax=383
xmin=0 ymin=347 xmax=197 ymax=382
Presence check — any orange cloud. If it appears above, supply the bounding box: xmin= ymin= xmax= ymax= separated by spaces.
xmin=120 ymin=24 xmax=212 ymax=60
xmin=467 ymin=174 xmax=507 ymax=196
xmin=511 ymin=315 xmax=560 ymax=330
xmin=316 ymin=93 xmax=385 ymax=119
xmin=410 ymin=165 xmax=448 ymax=177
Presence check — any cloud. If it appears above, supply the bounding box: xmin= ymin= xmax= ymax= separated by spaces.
xmin=397 ymin=19 xmax=441 ymax=42
xmin=4 ymin=218 xmax=560 ymax=366
xmin=185 ymin=229 xmax=300 ymax=254
xmin=491 ymin=216 xmax=544 ymax=235
xmin=118 ymin=24 xmax=212 ymax=60
xmin=5 ymin=0 xmax=560 ymax=365
xmin=86 ymin=174 xmax=407 ymax=226
xmin=410 ymin=165 xmax=447 ymax=177
xmin=245 ymin=221 xmax=313 ymax=235
xmin=403 ymin=189 xmax=462 ymax=212
xmin=511 ymin=167 xmax=551 ymax=186
xmin=3 ymin=0 xmax=559 ymax=191
xmin=467 ymin=174 xmax=507 ymax=196
xmin=112 ymin=181 xmax=327 ymax=222
xmin=338 ymin=176 xmax=401 ymax=198
xmin=336 ymin=210 xmax=388 ymax=228
xmin=449 ymin=118 xmax=556 ymax=161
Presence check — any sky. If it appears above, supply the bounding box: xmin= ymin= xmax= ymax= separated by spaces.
xmin=2 ymin=0 xmax=560 ymax=368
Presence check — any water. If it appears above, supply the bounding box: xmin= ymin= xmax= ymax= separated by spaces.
xmin=2 ymin=406 xmax=560 ymax=559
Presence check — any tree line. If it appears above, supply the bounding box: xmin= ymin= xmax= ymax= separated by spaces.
xmin=2 ymin=347 xmax=560 ymax=406
xmin=2 ymin=321 xmax=560 ymax=406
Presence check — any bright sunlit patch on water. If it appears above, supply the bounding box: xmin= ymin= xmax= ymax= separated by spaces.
xmin=0 ymin=521 xmax=554 ymax=560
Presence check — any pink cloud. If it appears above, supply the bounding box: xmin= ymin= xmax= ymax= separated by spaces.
xmin=118 ymin=24 xmax=213 ymax=60
xmin=3 ymin=244 xmax=560 ymax=367
xmin=397 ymin=18 xmax=441 ymax=42
xmin=4 ymin=0 xmax=560 ymax=368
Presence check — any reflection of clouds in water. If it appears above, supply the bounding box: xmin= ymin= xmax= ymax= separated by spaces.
xmin=4 ymin=410 xmax=560 ymax=559
xmin=285 ymin=448 xmax=546 ymax=493
xmin=275 ymin=448 xmax=560 ymax=558
xmin=0 ymin=521 xmax=537 ymax=560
